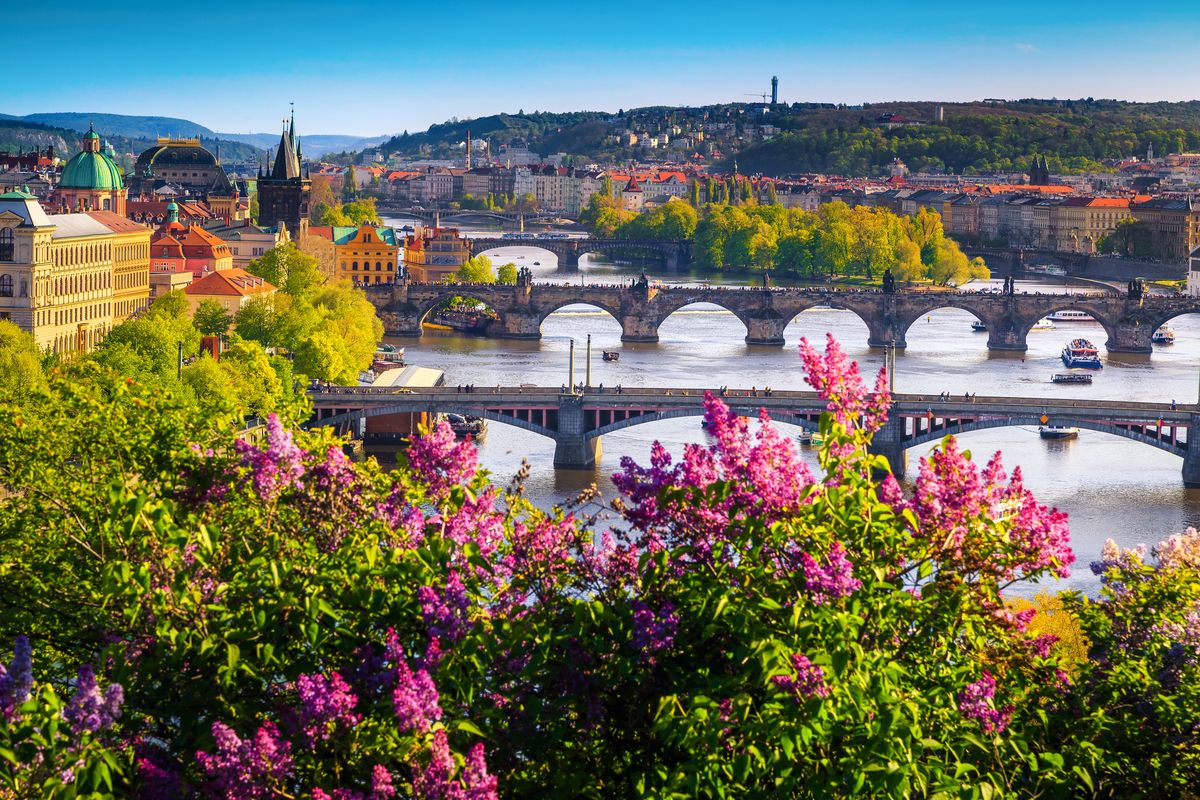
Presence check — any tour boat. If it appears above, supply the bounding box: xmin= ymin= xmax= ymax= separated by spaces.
xmin=797 ymin=431 xmax=825 ymax=446
xmin=1152 ymin=325 xmax=1175 ymax=344
xmin=602 ymin=350 xmax=620 ymax=362
xmin=445 ymin=413 xmax=487 ymax=439
xmin=1051 ymin=372 xmax=1093 ymax=385
xmin=1039 ymin=425 xmax=1080 ymax=440
xmin=971 ymin=320 xmax=988 ymax=332
xmin=1048 ymin=310 xmax=1095 ymax=322
xmin=1030 ymin=317 xmax=1056 ymax=331
xmin=427 ymin=308 xmax=497 ymax=334
xmin=371 ymin=344 xmax=406 ymax=372
xmin=1061 ymin=338 xmax=1103 ymax=369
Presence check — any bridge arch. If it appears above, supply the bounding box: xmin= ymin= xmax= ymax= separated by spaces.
xmin=536 ymin=298 xmax=625 ymax=331
xmin=474 ymin=243 xmax=563 ymax=268
xmin=654 ymin=298 xmax=754 ymax=337
xmin=1015 ymin=302 xmax=1117 ymax=345
xmin=898 ymin=302 xmax=987 ymax=339
xmin=903 ymin=414 xmax=1186 ymax=455
xmin=785 ymin=300 xmax=875 ymax=342
xmin=309 ymin=404 xmax=559 ymax=440
xmin=587 ymin=406 xmax=821 ymax=439
xmin=1143 ymin=307 xmax=1200 ymax=340
xmin=413 ymin=291 xmax=507 ymax=329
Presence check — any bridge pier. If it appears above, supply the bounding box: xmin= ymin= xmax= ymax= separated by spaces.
xmin=745 ymin=316 xmax=786 ymax=346
xmin=1183 ymin=415 xmax=1200 ymax=488
xmin=1106 ymin=321 xmax=1154 ymax=354
xmin=620 ymin=313 xmax=659 ymax=343
xmin=496 ymin=311 xmax=542 ymax=339
xmin=866 ymin=320 xmax=907 ymax=350
xmin=553 ymin=395 xmax=602 ymax=469
xmin=868 ymin=413 xmax=907 ymax=480
xmin=986 ymin=315 xmax=1028 ymax=351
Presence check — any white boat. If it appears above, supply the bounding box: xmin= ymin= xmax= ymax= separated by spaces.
xmin=1039 ymin=425 xmax=1080 ymax=440
xmin=1047 ymin=310 xmax=1095 ymax=322
xmin=1030 ymin=317 xmax=1056 ymax=331
xmin=1052 ymin=372 xmax=1093 ymax=385
xmin=1152 ymin=325 xmax=1175 ymax=344
xmin=971 ymin=320 xmax=988 ymax=332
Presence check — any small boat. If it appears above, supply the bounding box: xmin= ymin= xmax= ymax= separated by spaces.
xmin=428 ymin=308 xmax=497 ymax=334
xmin=1152 ymin=325 xmax=1175 ymax=344
xmin=371 ymin=344 xmax=406 ymax=372
xmin=602 ymin=350 xmax=620 ymax=362
xmin=1048 ymin=310 xmax=1095 ymax=322
xmin=1061 ymin=338 xmax=1102 ymax=369
xmin=533 ymin=261 xmax=541 ymax=266
xmin=1039 ymin=425 xmax=1080 ymax=440
xmin=1052 ymin=372 xmax=1093 ymax=385
xmin=798 ymin=431 xmax=825 ymax=447
xmin=445 ymin=413 xmax=487 ymax=438
xmin=1030 ymin=317 xmax=1056 ymax=331
xmin=971 ymin=320 xmax=988 ymax=332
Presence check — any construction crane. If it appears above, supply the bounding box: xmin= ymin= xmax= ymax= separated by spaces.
xmin=744 ymin=93 xmax=771 ymax=103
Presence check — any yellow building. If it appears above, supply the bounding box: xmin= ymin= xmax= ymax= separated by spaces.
xmin=86 ymin=211 xmax=151 ymax=322
xmin=403 ymin=226 xmax=469 ymax=283
xmin=333 ymin=224 xmax=399 ymax=285
xmin=0 ymin=190 xmax=150 ymax=355
xmin=1131 ymin=198 xmax=1200 ymax=264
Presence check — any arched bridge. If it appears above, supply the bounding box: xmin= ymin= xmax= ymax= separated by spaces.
xmin=468 ymin=238 xmax=692 ymax=271
xmin=364 ymin=280 xmax=1200 ymax=353
xmin=307 ymin=385 xmax=1200 ymax=484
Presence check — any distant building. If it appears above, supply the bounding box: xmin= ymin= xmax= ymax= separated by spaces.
xmin=127 ymin=137 xmax=239 ymax=215
xmin=313 ymin=223 xmax=399 ymax=285
xmin=55 ymin=126 xmax=127 ymax=216
xmin=621 ymin=176 xmax=644 ymax=212
xmin=257 ymin=113 xmax=311 ymax=239
xmin=1131 ymin=197 xmax=1200 ymax=264
xmin=184 ymin=268 xmax=276 ymax=316
xmin=203 ymin=219 xmax=287 ymax=269
xmin=403 ymin=227 xmax=468 ymax=282
xmin=149 ymin=202 xmax=234 ymax=277
xmin=0 ymin=190 xmax=151 ymax=355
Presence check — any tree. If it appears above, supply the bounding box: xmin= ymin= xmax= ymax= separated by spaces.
xmin=689 ymin=181 xmax=701 ymax=207
xmin=249 ymin=192 xmax=259 ymax=222
xmin=342 ymin=198 xmax=381 ymax=225
xmin=308 ymin=176 xmax=338 ymax=221
xmin=0 ymin=320 xmax=46 ymax=403
xmin=317 ymin=205 xmax=353 ymax=227
xmin=342 ymin=167 xmax=358 ymax=200
xmin=248 ymin=242 xmax=325 ymax=297
xmin=456 ymin=255 xmax=495 ymax=284
xmin=497 ymin=262 xmax=518 ymax=284
xmin=764 ymin=180 xmax=778 ymax=205
xmin=96 ymin=291 xmax=201 ymax=379
xmin=193 ymin=299 xmax=233 ymax=337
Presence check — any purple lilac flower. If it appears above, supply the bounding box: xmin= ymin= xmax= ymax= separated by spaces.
xmin=196 ymin=721 xmax=293 ymax=800
xmin=957 ymin=670 xmax=1013 ymax=734
xmin=0 ymin=634 xmax=33 ymax=720
xmin=411 ymin=728 xmax=457 ymax=800
xmin=462 ymin=743 xmax=499 ymax=800
xmin=772 ymin=653 xmax=830 ymax=700
xmin=234 ymin=413 xmax=307 ymax=500
xmin=799 ymin=542 xmax=861 ymax=605
xmin=294 ymin=671 xmax=361 ymax=744
xmin=630 ymin=600 xmax=679 ymax=659
xmin=393 ymin=656 xmax=442 ymax=734
xmin=371 ymin=764 xmax=397 ymax=800
xmin=62 ymin=664 xmax=123 ymax=735
xmin=418 ymin=571 xmax=470 ymax=644
xmin=135 ymin=751 xmax=182 ymax=800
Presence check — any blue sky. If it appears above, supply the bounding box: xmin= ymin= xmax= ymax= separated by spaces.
xmin=11 ymin=1 xmax=1200 ymax=136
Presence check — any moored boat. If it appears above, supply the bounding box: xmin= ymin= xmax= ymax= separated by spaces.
xmin=1051 ymin=372 xmax=1093 ymax=385
xmin=1061 ymin=338 xmax=1102 ymax=369
xmin=1152 ymin=325 xmax=1175 ymax=344
xmin=971 ymin=320 xmax=988 ymax=332
xmin=371 ymin=344 xmax=406 ymax=372
xmin=1030 ymin=317 xmax=1056 ymax=331
xmin=445 ymin=413 xmax=487 ymax=438
xmin=427 ymin=308 xmax=498 ymax=334
xmin=602 ymin=350 xmax=620 ymax=362
xmin=1039 ymin=425 xmax=1080 ymax=440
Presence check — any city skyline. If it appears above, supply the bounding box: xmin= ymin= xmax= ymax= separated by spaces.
xmin=8 ymin=0 xmax=1200 ymax=136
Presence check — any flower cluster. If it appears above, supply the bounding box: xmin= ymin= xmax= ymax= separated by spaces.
xmin=799 ymin=541 xmax=861 ymax=605
xmin=234 ymin=414 xmax=307 ymax=501
xmin=771 ymin=653 xmax=830 ymax=700
xmin=412 ymin=729 xmax=498 ymax=800
xmin=799 ymin=334 xmax=890 ymax=437
xmin=957 ymin=671 xmax=1012 ymax=734
xmin=389 ymin=632 xmax=442 ymax=734
xmin=0 ymin=635 xmax=32 ymax=721
xmin=418 ymin=571 xmax=471 ymax=645
xmin=312 ymin=765 xmax=396 ymax=800
xmin=1153 ymin=527 xmax=1200 ymax=572
xmin=62 ymin=664 xmax=123 ymax=736
xmin=631 ymin=600 xmax=679 ymax=660
xmin=292 ymin=671 xmax=361 ymax=745
xmin=196 ymin=721 xmax=294 ymax=800
xmin=406 ymin=419 xmax=478 ymax=501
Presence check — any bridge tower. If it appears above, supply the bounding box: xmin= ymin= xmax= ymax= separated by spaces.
xmin=553 ymin=394 xmax=602 ymax=468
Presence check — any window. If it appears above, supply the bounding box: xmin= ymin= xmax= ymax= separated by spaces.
xmin=0 ymin=229 xmax=13 ymax=261
xmin=0 ymin=274 xmax=11 ymax=297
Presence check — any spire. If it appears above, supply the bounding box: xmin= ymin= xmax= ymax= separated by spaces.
xmin=270 ymin=113 xmax=301 ymax=180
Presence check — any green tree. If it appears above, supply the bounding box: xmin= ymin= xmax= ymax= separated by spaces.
xmin=342 ymin=167 xmax=358 ymax=200
xmin=193 ymin=299 xmax=233 ymax=337
xmin=342 ymin=198 xmax=381 ymax=225
xmin=456 ymin=255 xmax=495 ymax=284
xmin=0 ymin=320 xmax=47 ymax=404
xmin=497 ymin=262 xmax=518 ymax=284
xmin=764 ymin=180 xmax=778 ymax=205
xmin=689 ymin=180 xmax=701 ymax=207
xmin=317 ymin=205 xmax=353 ymax=227
xmin=248 ymin=242 xmax=325 ymax=297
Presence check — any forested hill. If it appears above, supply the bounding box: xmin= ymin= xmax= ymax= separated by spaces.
xmin=725 ymin=99 xmax=1200 ymax=176
xmin=0 ymin=114 xmax=262 ymax=164
xmin=369 ymin=98 xmax=1200 ymax=177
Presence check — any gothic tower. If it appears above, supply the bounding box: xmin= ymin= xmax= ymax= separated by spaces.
xmin=257 ymin=110 xmax=311 ymax=238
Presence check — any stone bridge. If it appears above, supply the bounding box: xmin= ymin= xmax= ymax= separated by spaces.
xmin=376 ymin=205 xmax=563 ymax=227
xmin=308 ymin=385 xmax=1200 ymax=483
xmin=364 ymin=280 xmax=1200 ymax=352
xmin=469 ymin=237 xmax=692 ymax=270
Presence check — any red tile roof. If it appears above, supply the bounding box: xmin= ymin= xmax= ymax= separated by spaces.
xmin=184 ymin=268 xmax=276 ymax=298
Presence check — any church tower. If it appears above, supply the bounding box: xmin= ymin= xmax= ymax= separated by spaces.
xmin=257 ymin=109 xmax=310 ymax=238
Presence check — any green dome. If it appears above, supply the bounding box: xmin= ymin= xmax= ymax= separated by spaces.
xmin=60 ymin=150 xmax=124 ymax=191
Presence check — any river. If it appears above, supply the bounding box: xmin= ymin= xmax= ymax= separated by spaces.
xmin=383 ymin=216 xmax=1200 ymax=595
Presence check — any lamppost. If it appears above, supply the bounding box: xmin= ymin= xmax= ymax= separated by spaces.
xmin=585 ymin=333 xmax=592 ymax=388
xmin=889 ymin=339 xmax=896 ymax=393
xmin=568 ymin=338 xmax=576 ymax=394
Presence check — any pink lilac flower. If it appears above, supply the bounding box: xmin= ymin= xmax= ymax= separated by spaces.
xmin=630 ymin=600 xmax=679 ymax=659
xmin=196 ymin=721 xmax=293 ymax=800
xmin=1028 ymin=634 xmax=1059 ymax=658
xmin=799 ymin=542 xmax=861 ymax=605
xmin=371 ymin=764 xmax=397 ymax=800
xmin=1154 ymin=527 xmax=1200 ymax=572
xmin=0 ymin=634 xmax=33 ymax=721
xmin=799 ymin=334 xmax=889 ymax=435
xmin=407 ymin=420 xmax=478 ymax=500
xmin=234 ymin=413 xmax=307 ymax=500
xmin=461 ymin=743 xmax=498 ymax=800
xmin=293 ymin=671 xmax=361 ymax=745
xmin=135 ymin=750 xmax=181 ymax=800
xmin=392 ymin=653 xmax=443 ymax=734
xmin=62 ymin=664 xmax=123 ymax=735
xmin=412 ymin=728 xmax=459 ymax=800
xmin=957 ymin=670 xmax=1013 ymax=734
xmin=772 ymin=653 xmax=830 ymax=700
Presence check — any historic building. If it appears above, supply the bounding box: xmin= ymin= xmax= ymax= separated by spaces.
xmin=128 ymin=136 xmax=238 ymax=205
xmin=150 ymin=202 xmax=233 ymax=277
xmin=257 ymin=114 xmax=311 ymax=238
xmin=203 ymin=219 xmax=287 ymax=269
xmin=1132 ymin=197 xmax=1200 ymax=264
xmin=0 ymin=189 xmax=151 ymax=355
xmin=308 ymin=223 xmax=398 ymax=284
xmin=55 ymin=126 xmax=127 ymax=215
xmin=184 ymin=268 xmax=276 ymax=316
xmin=402 ymin=226 xmax=468 ymax=283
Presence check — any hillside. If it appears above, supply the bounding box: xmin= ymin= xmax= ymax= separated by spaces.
xmin=217 ymin=132 xmax=392 ymax=157
xmin=18 ymin=112 xmax=217 ymax=139
xmin=366 ymin=98 xmax=1200 ymax=177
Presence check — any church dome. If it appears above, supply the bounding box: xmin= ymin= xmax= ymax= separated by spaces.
xmin=60 ymin=143 xmax=124 ymax=191
xmin=134 ymin=139 xmax=218 ymax=176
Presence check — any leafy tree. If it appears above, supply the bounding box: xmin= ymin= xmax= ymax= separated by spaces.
xmin=317 ymin=205 xmax=353 ymax=227
xmin=0 ymin=320 xmax=46 ymax=404
xmin=342 ymin=167 xmax=358 ymax=200
xmin=343 ymin=198 xmax=381 ymax=225
xmin=456 ymin=255 xmax=496 ymax=284
xmin=497 ymin=262 xmax=518 ymax=284
xmin=96 ymin=291 xmax=201 ymax=379
xmin=247 ymin=242 xmax=325 ymax=297
xmin=193 ymin=299 xmax=233 ymax=337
